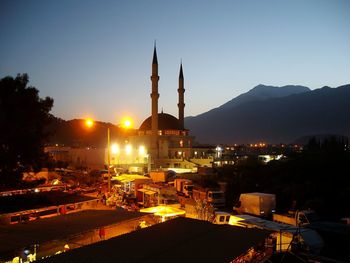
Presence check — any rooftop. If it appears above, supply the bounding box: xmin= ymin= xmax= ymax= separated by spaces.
xmin=0 ymin=209 xmax=143 ymax=257
xmin=42 ymin=217 xmax=271 ymax=263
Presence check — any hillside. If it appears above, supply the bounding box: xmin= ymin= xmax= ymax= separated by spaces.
xmin=220 ymin=84 xmax=310 ymax=109
xmin=185 ymin=84 xmax=350 ymax=144
xmin=186 ymin=84 xmax=310 ymax=121
xmin=46 ymin=118 xmax=135 ymax=147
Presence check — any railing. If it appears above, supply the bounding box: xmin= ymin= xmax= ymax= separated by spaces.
xmin=0 ymin=184 xmax=67 ymax=197
xmin=0 ymin=199 xmax=100 ymax=225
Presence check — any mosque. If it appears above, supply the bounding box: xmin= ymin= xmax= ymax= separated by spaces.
xmin=125 ymin=46 xmax=212 ymax=171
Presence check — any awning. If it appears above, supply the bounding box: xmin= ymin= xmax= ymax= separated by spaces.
xmin=138 ymin=189 xmax=157 ymax=195
xmin=112 ymin=174 xmax=152 ymax=183
xmin=140 ymin=205 xmax=186 ymax=217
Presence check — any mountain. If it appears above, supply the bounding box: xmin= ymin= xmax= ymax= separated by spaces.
xmin=220 ymin=84 xmax=310 ymax=109
xmin=186 ymin=84 xmax=310 ymax=121
xmin=185 ymin=84 xmax=350 ymax=144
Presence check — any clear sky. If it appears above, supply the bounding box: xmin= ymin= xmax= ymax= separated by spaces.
xmin=1 ymin=0 xmax=349 ymax=127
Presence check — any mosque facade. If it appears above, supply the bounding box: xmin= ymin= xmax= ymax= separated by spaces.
xmin=128 ymin=46 xmax=198 ymax=170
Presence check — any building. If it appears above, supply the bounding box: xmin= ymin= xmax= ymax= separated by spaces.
xmin=126 ymin=46 xmax=214 ymax=171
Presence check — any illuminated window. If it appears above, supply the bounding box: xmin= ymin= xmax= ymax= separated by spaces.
xmin=179 ymin=140 xmax=183 ymax=147
xmin=165 ymin=130 xmax=180 ymax=135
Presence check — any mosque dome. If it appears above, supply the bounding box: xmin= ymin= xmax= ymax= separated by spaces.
xmin=139 ymin=112 xmax=182 ymax=131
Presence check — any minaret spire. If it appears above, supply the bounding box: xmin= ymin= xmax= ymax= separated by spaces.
xmin=178 ymin=62 xmax=185 ymax=129
xmin=151 ymin=43 xmax=160 ymax=162
xmin=152 ymin=41 xmax=158 ymax=65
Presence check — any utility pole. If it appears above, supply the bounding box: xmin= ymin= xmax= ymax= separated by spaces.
xmin=107 ymin=127 xmax=111 ymax=193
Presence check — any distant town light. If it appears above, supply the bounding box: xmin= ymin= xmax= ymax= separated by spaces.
xmin=215 ymin=146 xmax=223 ymax=159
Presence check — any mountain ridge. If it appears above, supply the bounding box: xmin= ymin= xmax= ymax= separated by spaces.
xmin=187 ymin=84 xmax=310 ymax=119
xmin=185 ymin=84 xmax=350 ymax=144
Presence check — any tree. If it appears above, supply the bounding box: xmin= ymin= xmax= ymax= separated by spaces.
xmin=0 ymin=74 xmax=54 ymax=187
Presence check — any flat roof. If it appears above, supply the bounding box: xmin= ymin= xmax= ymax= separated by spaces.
xmin=232 ymin=214 xmax=300 ymax=232
xmin=0 ymin=209 xmax=142 ymax=256
xmin=42 ymin=217 xmax=271 ymax=263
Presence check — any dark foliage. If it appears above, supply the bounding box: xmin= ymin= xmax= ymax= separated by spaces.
xmin=0 ymin=74 xmax=53 ymax=187
xmin=217 ymin=136 xmax=350 ymax=220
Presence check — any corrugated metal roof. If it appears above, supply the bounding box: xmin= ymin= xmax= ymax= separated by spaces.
xmin=41 ymin=217 xmax=271 ymax=263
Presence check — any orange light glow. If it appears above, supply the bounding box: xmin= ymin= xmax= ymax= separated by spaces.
xmin=121 ymin=117 xmax=133 ymax=129
xmin=85 ymin=118 xmax=94 ymax=128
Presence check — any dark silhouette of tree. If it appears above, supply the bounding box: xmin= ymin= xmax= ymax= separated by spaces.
xmin=0 ymin=74 xmax=53 ymax=187
xmin=216 ymin=136 xmax=350 ymax=220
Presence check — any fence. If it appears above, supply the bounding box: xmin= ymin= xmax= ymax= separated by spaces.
xmin=0 ymin=199 xmax=100 ymax=225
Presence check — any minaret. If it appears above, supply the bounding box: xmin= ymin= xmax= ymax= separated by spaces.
xmin=178 ymin=62 xmax=185 ymax=129
xmin=151 ymin=45 xmax=159 ymax=137
xmin=150 ymin=44 xmax=160 ymax=164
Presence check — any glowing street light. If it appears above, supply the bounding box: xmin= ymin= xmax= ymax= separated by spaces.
xmin=85 ymin=118 xmax=94 ymax=128
xmin=85 ymin=118 xmax=112 ymax=193
xmin=139 ymin=145 xmax=146 ymax=155
xmin=125 ymin=144 xmax=132 ymax=155
xmin=111 ymin=144 xmax=119 ymax=154
xmin=121 ymin=117 xmax=133 ymax=129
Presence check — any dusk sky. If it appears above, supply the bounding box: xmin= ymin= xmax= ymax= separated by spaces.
xmin=1 ymin=0 xmax=349 ymax=127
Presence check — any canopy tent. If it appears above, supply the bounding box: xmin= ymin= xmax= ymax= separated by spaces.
xmin=140 ymin=205 xmax=185 ymax=218
xmin=111 ymin=174 xmax=151 ymax=183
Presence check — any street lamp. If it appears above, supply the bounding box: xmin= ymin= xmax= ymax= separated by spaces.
xmin=138 ymin=145 xmax=146 ymax=156
xmin=85 ymin=118 xmax=94 ymax=128
xmin=107 ymin=127 xmax=111 ymax=193
xmin=121 ymin=117 xmax=133 ymax=129
xmin=125 ymin=144 xmax=132 ymax=155
xmin=111 ymin=144 xmax=119 ymax=154
xmin=85 ymin=119 xmax=112 ymax=193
